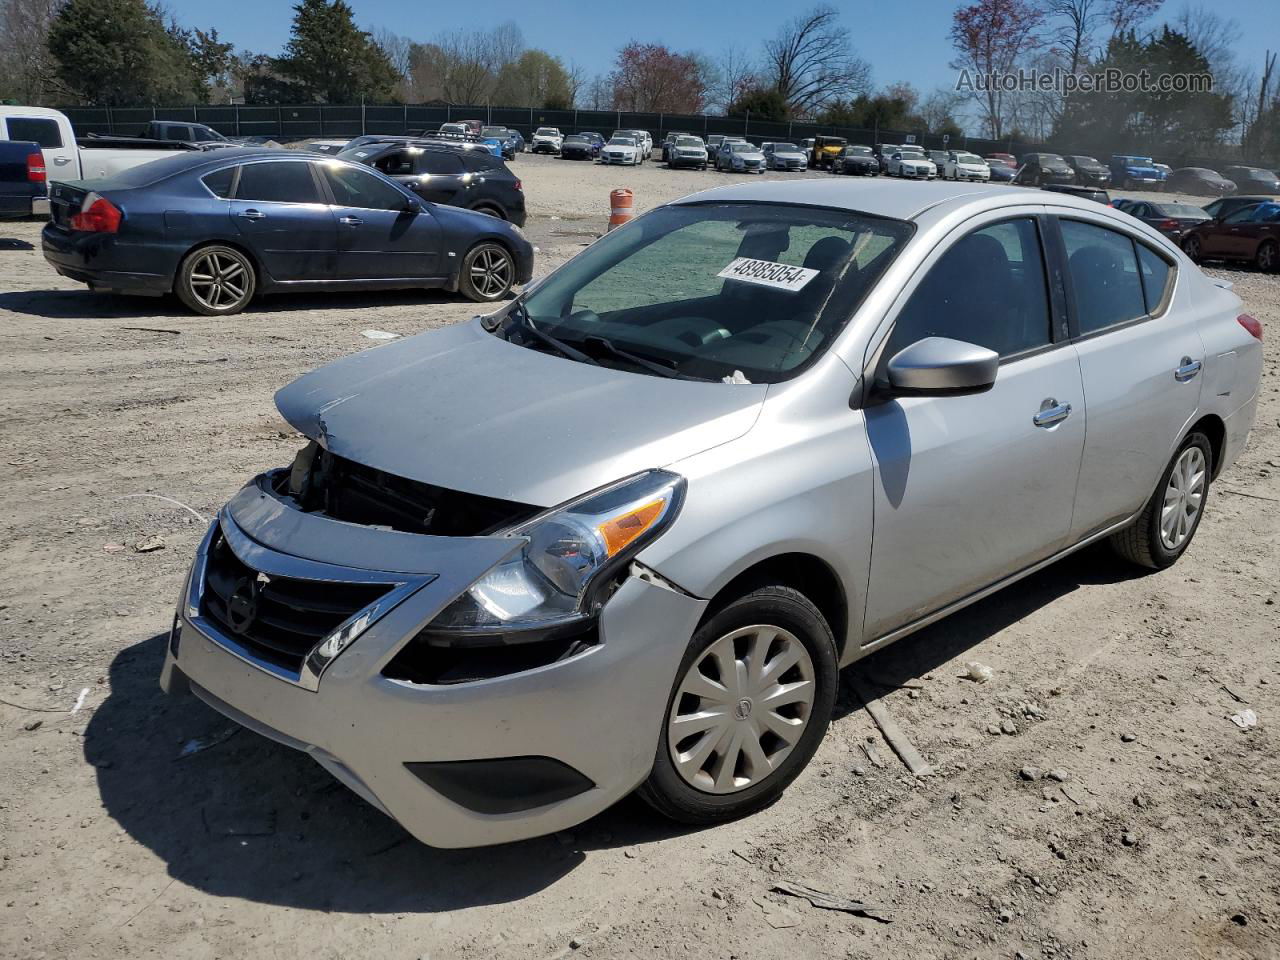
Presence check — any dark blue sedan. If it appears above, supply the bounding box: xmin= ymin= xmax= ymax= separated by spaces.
xmin=41 ymin=149 xmax=534 ymax=316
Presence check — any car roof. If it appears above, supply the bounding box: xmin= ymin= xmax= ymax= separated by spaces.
xmin=671 ymin=178 xmax=1125 ymax=222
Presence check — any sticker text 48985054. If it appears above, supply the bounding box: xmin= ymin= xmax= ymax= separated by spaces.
xmin=716 ymin=257 xmax=820 ymax=292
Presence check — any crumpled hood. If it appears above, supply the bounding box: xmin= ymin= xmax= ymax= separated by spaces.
xmin=275 ymin=320 xmax=767 ymax=507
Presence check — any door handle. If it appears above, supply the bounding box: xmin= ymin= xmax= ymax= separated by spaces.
xmin=238 ymin=209 xmax=266 ymax=220
xmin=339 ymin=216 xmax=363 ymax=225
xmin=1033 ymin=398 xmax=1072 ymax=428
xmin=54 ymin=156 xmax=71 ymax=165
xmin=1174 ymin=357 xmax=1202 ymax=382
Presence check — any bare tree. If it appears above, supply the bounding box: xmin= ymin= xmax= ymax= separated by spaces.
xmin=564 ymin=60 xmax=587 ymax=108
xmin=763 ymin=5 xmax=871 ymax=116
xmin=950 ymin=0 xmax=1046 ymax=139
xmin=582 ymin=74 xmax=612 ymax=111
xmin=429 ymin=22 xmax=525 ymax=104
xmin=0 ymin=0 xmax=65 ymax=104
xmin=1046 ymin=0 xmax=1102 ymax=73
xmin=705 ymin=44 xmax=758 ymax=114
xmin=372 ymin=27 xmax=413 ymax=99
xmin=919 ymin=87 xmax=966 ymax=131
xmin=1107 ymin=0 xmax=1162 ymax=39
xmin=1173 ymin=5 xmax=1248 ymax=134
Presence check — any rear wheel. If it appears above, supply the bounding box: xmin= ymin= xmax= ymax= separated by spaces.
xmin=1183 ymin=235 xmax=1203 ymax=263
xmin=176 ymin=245 xmax=255 ymax=316
xmin=458 ymin=242 xmax=515 ymax=302
xmin=637 ymin=584 xmax=838 ymax=824
xmin=1110 ymin=431 xmax=1212 ymax=569
xmin=1256 ymin=239 xmax=1277 ymax=272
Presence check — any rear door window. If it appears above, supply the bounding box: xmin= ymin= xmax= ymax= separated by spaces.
xmin=418 ymin=152 xmax=464 ymax=175
xmin=373 ymin=150 xmax=415 ymax=176
xmin=1136 ymin=245 xmax=1174 ymax=314
xmin=1060 ymin=220 xmax=1148 ymax=334
xmin=202 ymin=166 xmax=236 ymax=198
xmin=235 ymin=161 xmax=321 ymax=204
xmin=6 ymin=117 xmax=63 ymax=148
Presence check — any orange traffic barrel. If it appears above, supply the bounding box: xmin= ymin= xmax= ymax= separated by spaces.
xmin=608 ymin=188 xmax=634 ymax=230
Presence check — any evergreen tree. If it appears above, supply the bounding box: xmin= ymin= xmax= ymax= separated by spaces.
xmin=273 ymin=0 xmax=398 ymax=103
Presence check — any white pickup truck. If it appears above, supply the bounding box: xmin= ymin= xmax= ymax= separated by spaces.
xmin=0 ymin=106 xmax=227 ymax=206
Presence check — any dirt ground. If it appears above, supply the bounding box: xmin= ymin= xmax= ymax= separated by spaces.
xmin=1 ymin=157 xmax=1277 ymax=960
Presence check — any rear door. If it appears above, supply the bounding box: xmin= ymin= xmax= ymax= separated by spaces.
xmin=2 ymin=114 xmax=76 ymax=181
xmin=407 ymin=150 xmax=466 ymax=205
xmin=1217 ymin=206 xmax=1263 ymax=258
xmin=1056 ymin=216 xmax=1203 ymax=539
xmin=320 ymin=162 xmax=442 ymax=280
xmin=228 ymin=158 xmax=336 ymax=281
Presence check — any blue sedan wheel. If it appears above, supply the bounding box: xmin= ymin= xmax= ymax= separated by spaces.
xmin=176 ymin=245 xmax=256 ymax=316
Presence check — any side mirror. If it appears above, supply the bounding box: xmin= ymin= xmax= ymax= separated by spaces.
xmin=403 ymin=196 xmax=422 ymax=213
xmin=883 ymin=337 xmax=999 ymax=397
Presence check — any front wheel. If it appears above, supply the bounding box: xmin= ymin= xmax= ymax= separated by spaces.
xmin=458 ymin=242 xmax=515 ymax=302
xmin=1110 ymin=432 xmax=1212 ymax=569
xmin=1183 ymin=235 xmax=1203 ymax=263
xmin=637 ymin=584 xmax=838 ymax=825
xmin=176 ymin=245 xmax=256 ymax=316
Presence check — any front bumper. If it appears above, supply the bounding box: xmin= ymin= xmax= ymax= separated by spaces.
xmin=531 ymin=142 xmax=560 ymax=154
xmin=669 ymin=154 xmax=707 ymax=168
xmin=601 ymin=154 xmax=637 ymax=164
xmin=161 ymin=476 xmax=708 ymax=848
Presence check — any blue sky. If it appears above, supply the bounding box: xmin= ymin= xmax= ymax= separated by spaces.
xmin=167 ymin=0 xmax=1274 ymax=105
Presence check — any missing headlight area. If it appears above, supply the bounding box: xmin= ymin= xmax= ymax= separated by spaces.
xmin=279 ymin=441 xmax=541 ymax=536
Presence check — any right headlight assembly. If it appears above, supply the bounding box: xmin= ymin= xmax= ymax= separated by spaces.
xmin=423 ymin=470 xmax=685 ymax=644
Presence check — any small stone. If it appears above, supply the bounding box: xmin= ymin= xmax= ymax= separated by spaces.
xmin=103 ymin=543 xmax=125 ymax=553
xmin=1042 ymin=787 xmax=1058 ymax=802
xmin=1000 ymin=719 xmax=1018 ymax=736
xmin=569 ymin=938 xmax=583 ymax=950
xmin=997 ymin=908 xmax=1013 ymax=923
xmin=1133 ymin=792 xmax=1150 ymax=808
xmin=623 ymin=848 xmax=637 ymax=859
xmin=23 ymin=719 xmax=42 ymax=732
xmin=1121 ymin=832 xmax=1139 ymax=847
xmin=1120 ymin=732 xmax=1137 ymax=743
xmin=853 ymin=764 xmax=866 ymax=776
xmin=1019 ymin=766 xmax=1041 ymax=781
xmin=986 ymin=724 xmax=1003 ymax=736
xmin=134 ymin=535 xmax=166 ymax=553
xmin=1047 ymin=769 xmax=1069 ymax=782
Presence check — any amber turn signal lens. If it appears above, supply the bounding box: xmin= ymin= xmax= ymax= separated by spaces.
xmin=597 ymin=499 xmax=666 ymax=556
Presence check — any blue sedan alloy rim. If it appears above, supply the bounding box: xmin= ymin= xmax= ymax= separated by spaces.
xmin=668 ymin=625 xmax=816 ymax=794
xmin=188 ymin=250 xmax=250 ymax=311
xmin=471 ymin=246 xmax=513 ymax=298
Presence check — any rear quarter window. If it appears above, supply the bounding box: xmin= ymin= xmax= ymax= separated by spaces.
xmin=201 ymin=166 xmax=236 ymax=198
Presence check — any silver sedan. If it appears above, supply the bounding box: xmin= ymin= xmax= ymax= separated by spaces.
xmin=162 ymin=180 xmax=1262 ymax=847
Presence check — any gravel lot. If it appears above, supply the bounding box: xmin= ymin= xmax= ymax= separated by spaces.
xmin=1 ymin=157 xmax=1277 ymax=960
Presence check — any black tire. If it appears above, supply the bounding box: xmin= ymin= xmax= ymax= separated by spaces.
xmin=470 ymin=204 xmax=506 ymax=220
xmin=1183 ymin=235 xmax=1203 ymax=263
xmin=637 ymin=583 xmax=838 ymax=825
xmin=175 ymin=244 xmax=256 ymax=316
xmin=1110 ymin=431 xmax=1213 ymax=569
xmin=457 ymin=241 xmax=515 ymax=302
xmin=1255 ymin=239 xmax=1278 ymax=273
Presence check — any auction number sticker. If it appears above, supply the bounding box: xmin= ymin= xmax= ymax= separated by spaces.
xmin=717 ymin=257 xmax=819 ymax=292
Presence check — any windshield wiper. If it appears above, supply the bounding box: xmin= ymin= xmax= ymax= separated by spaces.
xmin=581 ymin=336 xmax=685 ymax=379
xmin=506 ymin=302 xmax=599 ymax=365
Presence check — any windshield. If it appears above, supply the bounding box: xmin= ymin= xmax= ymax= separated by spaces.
xmin=773 ymin=143 xmax=799 ymax=151
xmin=440 ymin=124 xmax=466 ymax=134
xmin=497 ymin=202 xmax=914 ymax=383
xmin=536 ymin=128 xmax=559 ymax=136
xmin=730 ymin=143 xmax=757 ymax=153
xmin=481 ymin=127 xmax=506 ymax=137
xmin=899 ymin=149 xmax=924 ymax=159
xmin=1157 ymin=203 xmax=1210 ymax=217
xmin=847 ymin=147 xmax=872 ymax=155
xmin=956 ymin=153 xmax=983 ymax=163
xmin=675 ymin=137 xmax=703 ymax=147
xmin=565 ymin=136 xmax=588 ymax=143
xmin=608 ymin=137 xmax=636 ymax=146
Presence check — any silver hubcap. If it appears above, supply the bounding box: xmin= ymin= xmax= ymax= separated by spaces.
xmin=470 ymin=246 xmax=512 ymax=298
xmin=188 ymin=251 xmax=249 ymax=310
xmin=667 ymin=625 xmax=816 ymax=795
xmin=1260 ymin=244 xmax=1276 ymax=270
xmin=1160 ymin=446 xmax=1206 ymax=550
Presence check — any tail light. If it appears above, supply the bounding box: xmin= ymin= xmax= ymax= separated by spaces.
xmin=513 ymin=178 xmax=522 ymax=192
xmin=26 ymin=152 xmax=46 ymax=183
xmin=1157 ymin=218 xmax=1179 ymax=231
xmin=69 ymin=193 xmax=122 ymax=233
xmin=1237 ymin=314 xmax=1263 ymax=341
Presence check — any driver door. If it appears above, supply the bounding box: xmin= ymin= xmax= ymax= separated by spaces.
xmin=862 ymin=215 xmax=1086 ymax=639
xmin=319 ymin=164 xmax=442 ymax=281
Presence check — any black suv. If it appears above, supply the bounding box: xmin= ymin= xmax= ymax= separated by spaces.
xmin=1064 ymin=155 xmax=1110 ymax=187
xmin=340 ymin=141 xmax=526 ymax=226
xmin=1013 ymin=153 xmax=1076 ymax=187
